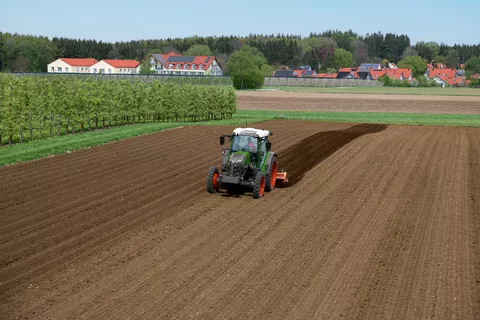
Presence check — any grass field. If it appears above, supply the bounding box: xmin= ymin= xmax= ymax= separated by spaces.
xmin=2 ymin=109 xmax=480 ymax=167
xmin=268 ymin=86 xmax=480 ymax=96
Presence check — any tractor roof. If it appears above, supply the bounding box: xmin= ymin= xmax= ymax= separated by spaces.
xmin=233 ymin=128 xmax=271 ymax=138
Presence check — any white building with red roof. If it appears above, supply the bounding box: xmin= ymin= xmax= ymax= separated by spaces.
xmin=47 ymin=58 xmax=98 ymax=73
xmin=149 ymin=52 xmax=223 ymax=76
xmin=90 ymin=59 xmax=141 ymax=74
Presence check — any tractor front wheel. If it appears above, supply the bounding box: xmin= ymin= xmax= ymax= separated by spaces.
xmin=207 ymin=166 xmax=220 ymax=193
xmin=265 ymin=156 xmax=278 ymax=192
xmin=253 ymin=171 xmax=266 ymax=199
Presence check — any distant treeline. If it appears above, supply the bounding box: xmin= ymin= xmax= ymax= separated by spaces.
xmin=1 ymin=30 xmax=479 ymax=73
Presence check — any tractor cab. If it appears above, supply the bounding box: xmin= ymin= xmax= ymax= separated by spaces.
xmin=221 ymin=128 xmax=272 ymax=169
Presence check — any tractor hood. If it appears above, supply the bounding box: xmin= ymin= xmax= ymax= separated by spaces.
xmin=229 ymin=151 xmax=251 ymax=165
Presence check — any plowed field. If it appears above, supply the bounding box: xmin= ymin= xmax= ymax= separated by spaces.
xmin=1 ymin=120 xmax=480 ymax=319
xmin=237 ymin=91 xmax=480 ymax=114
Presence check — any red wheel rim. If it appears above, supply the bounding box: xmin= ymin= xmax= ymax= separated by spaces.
xmin=271 ymin=161 xmax=277 ymax=188
xmin=260 ymin=176 xmax=265 ymax=197
xmin=212 ymin=173 xmax=219 ymax=190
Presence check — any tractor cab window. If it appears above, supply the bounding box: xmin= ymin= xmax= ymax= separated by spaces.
xmin=231 ymin=135 xmax=258 ymax=153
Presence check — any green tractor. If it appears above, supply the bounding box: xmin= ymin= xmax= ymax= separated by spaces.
xmin=206 ymin=127 xmax=288 ymax=198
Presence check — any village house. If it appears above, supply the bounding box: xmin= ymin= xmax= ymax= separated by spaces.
xmin=424 ymin=65 xmax=465 ymax=87
xmin=149 ymin=52 xmax=223 ymax=76
xmin=47 ymin=58 xmax=98 ymax=73
xmin=90 ymin=59 xmax=140 ymax=74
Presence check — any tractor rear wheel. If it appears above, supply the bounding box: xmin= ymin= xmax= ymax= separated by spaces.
xmin=207 ymin=166 xmax=220 ymax=193
xmin=253 ymin=171 xmax=266 ymax=199
xmin=265 ymin=156 xmax=277 ymax=192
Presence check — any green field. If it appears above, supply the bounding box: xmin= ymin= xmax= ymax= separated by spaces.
xmin=2 ymin=109 xmax=480 ymax=167
xmin=267 ymin=86 xmax=480 ymax=96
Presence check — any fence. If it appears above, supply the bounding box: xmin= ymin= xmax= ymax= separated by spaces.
xmin=13 ymin=72 xmax=384 ymax=88
xmin=263 ymin=77 xmax=384 ymax=87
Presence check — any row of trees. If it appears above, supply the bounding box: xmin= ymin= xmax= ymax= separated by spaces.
xmin=1 ymin=30 xmax=479 ymax=73
xmin=0 ymin=74 xmax=236 ymax=144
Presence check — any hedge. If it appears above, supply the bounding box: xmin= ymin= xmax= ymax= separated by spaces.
xmin=0 ymin=74 xmax=237 ymax=144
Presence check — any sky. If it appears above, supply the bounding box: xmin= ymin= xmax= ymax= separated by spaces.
xmin=1 ymin=0 xmax=478 ymax=45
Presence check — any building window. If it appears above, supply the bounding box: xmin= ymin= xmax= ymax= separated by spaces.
xmin=184 ymin=64 xmax=188 ymax=70
xmin=169 ymin=64 xmax=173 ymax=69
xmin=199 ymin=64 xmax=204 ymax=69
xmin=120 ymin=69 xmax=122 ymax=73
xmin=58 ymin=67 xmax=62 ymax=72
xmin=81 ymin=67 xmax=84 ymax=72
xmin=51 ymin=67 xmax=54 ymax=72
xmin=192 ymin=64 xmax=196 ymax=69
xmin=65 ymin=67 xmax=69 ymax=72
xmin=176 ymin=64 xmax=180 ymax=69
xmin=109 ymin=69 xmax=112 ymax=73
xmin=94 ymin=68 xmax=97 ymax=73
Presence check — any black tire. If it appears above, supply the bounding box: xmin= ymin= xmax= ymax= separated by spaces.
xmin=207 ymin=166 xmax=220 ymax=193
xmin=265 ymin=156 xmax=277 ymax=192
xmin=253 ymin=171 xmax=266 ymax=199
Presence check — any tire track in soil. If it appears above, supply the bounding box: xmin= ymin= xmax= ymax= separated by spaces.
xmin=3 ymin=120 xmax=479 ymax=319
xmin=277 ymin=124 xmax=387 ymax=187
xmin=0 ymin=121 xmax=348 ymax=301
xmin=468 ymin=132 xmax=480 ymax=318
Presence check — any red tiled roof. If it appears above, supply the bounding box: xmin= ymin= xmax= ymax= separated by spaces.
xmin=102 ymin=60 xmax=140 ymax=68
xmin=156 ymin=53 xmax=216 ymax=71
xmin=369 ymin=68 xmax=412 ymax=80
xmin=428 ymin=68 xmax=456 ymax=79
xmin=292 ymin=70 xmax=304 ymax=77
xmin=369 ymin=69 xmax=386 ymax=80
xmin=59 ymin=58 xmax=97 ymax=67
xmin=471 ymin=74 xmax=480 ymax=79
xmin=317 ymin=73 xmax=337 ymax=78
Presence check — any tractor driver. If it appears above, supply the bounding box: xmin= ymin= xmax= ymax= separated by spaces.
xmin=245 ymin=137 xmax=256 ymax=152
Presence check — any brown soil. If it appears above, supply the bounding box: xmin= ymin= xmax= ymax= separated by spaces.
xmin=237 ymin=91 xmax=480 ymax=114
xmin=1 ymin=120 xmax=480 ymax=319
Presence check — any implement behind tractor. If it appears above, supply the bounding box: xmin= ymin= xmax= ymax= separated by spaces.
xmin=206 ymin=127 xmax=288 ymax=198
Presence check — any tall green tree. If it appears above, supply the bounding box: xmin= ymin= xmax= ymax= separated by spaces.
xmin=227 ymin=45 xmax=268 ymax=89
xmin=334 ymin=48 xmax=353 ymax=69
xmin=397 ymin=56 xmax=427 ymax=78
xmin=415 ymin=41 xmax=439 ymax=62
xmin=445 ymin=49 xmax=460 ymax=68
xmin=465 ymin=56 xmax=480 ymax=75
xmin=184 ymin=44 xmax=212 ymax=56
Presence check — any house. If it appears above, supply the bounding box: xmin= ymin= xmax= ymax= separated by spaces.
xmin=90 ymin=59 xmax=140 ymax=74
xmin=359 ymin=63 xmax=382 ymax=70
xmin=47 ymin=58 xmax=98 ymax=73
xmin=424 ymin=66 xmax=461 ymax=86
xmin=149 ymin=52 xmax=223 ymax=76
xmin=272 ymin=70 xmax=295 ymax=77
xmin=292 ymin=70 xmax=304 ymax=77
xmin=369 ymin=68 xmax=412 ymax=81
xmin=336 ymin=68 xmax=358 ymax=79
xmin=317 ymin=73 xmax=337 ymax=79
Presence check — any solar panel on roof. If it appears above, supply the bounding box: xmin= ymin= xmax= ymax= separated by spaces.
xmin=205 ymin=57 xmax=211 ymax=63
xmin=167 ymin=56 xmax=195 ymax=63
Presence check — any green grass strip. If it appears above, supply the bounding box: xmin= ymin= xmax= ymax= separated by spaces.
xmin=267 ymin=86 xmax=480 ymax=96
xmin=2 ymin=109 xmax=480 ymax=167
xmin=235 ymin=109 xmax=480 ymax=127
